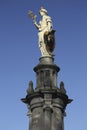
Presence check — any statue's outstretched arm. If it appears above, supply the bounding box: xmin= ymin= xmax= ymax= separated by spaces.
xmin=33 ymin=21 xmax=41 ymax=30
xmin=28 ymin=10 xmax=40 ymax=30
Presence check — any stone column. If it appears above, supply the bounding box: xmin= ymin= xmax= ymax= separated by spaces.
xmin=21 ymin=57 xmax=73 ymax=130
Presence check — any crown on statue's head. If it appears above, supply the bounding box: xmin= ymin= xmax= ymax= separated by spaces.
xmin=40 ymin=6 xmax=48 ymax=14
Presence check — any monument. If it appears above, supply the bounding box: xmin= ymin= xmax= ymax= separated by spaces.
xmin=21 ymin=7 xmax=73 ymax=130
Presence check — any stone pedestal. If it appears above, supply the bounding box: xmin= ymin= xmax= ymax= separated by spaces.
xmin=21 ymin=57 xmax=72 ymax=130
xmin=34 ymin=57 xmax=60 ymax=90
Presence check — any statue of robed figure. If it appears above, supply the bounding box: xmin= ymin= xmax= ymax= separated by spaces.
xmin=28 ymin=7 xmax=55 ymax=57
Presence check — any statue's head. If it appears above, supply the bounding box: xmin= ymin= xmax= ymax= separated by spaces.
xmin=39 ymin=7 xmax=48 ymax=15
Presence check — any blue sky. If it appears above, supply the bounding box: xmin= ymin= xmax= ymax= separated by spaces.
xmin=0 ymin=0 xmax=87 ymax=130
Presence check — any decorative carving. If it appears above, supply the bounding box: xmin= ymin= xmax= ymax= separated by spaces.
xmin=27 ymin=104 xmax=32 ymax=117
xmin=44 ymin=70 xmax=52 ymax=87
xmin=29 ymin=7 xmax=55 ymax=57
xmin=32 ymin=118 xmax=39 ymax=128
xmin=31 ymin=108 xmax=42 ymax=129
xmin=60 ymin=81 xmax=66 ymax=94
xmin=27 ymin=81 xmax=34 ymax=95
xmin=52 ymin=108 xmax=64 ymax=130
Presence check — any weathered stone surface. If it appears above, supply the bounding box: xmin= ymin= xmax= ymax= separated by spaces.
xmin=21 ymin=57 xmax=72 ymax=130
xmin=34 ymin=57 xmax=60 ymax=90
